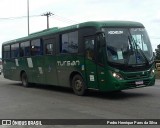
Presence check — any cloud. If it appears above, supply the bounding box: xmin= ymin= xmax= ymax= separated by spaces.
xmin=150 ymin=11 xmax=160 ymax=23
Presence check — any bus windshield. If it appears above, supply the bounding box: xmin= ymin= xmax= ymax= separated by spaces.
xmin=104 ymin=28 xmax=153 ymax=66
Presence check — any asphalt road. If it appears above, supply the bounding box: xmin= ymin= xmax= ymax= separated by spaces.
xmin=0 ymin=74 xmax=160 ymax=128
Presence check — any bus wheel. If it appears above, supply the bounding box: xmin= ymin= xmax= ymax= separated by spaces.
xmin=72 ymin=75 xmax=86 ymax=96
xmin=21 ymin=72 xmax=29 ymax=87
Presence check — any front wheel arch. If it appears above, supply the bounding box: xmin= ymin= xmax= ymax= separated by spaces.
xmin=71 ymin=74 xmax=87 ymax=96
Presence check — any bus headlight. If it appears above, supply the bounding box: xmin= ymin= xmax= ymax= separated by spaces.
xmin=111 ymin=72 xmax=123 ymax=80
xmin=150 ymin=69 xmax=155 ymax=77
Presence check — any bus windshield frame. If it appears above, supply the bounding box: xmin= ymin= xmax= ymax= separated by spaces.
xmin=103 ymin=27 xmax=153 ymax=67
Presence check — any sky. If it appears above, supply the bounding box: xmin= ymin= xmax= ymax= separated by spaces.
xmin=0 ymin=0 xmax=160 ymax=57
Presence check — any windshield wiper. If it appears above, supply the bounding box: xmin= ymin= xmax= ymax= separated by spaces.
xmin=124 ymin=36 xmax=134 ymax=66
xmin=129 ymin=36 xmax=149 ymax=66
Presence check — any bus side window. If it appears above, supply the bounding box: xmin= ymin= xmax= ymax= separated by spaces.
xmin=85 ymin=39 xmax=95 ymax=60
xmin=46 ymin=43 xmax=53 ymax=55
xmin=11 ymin=43 xmax=19 ymax=58
xmin=61 ymin=31 xmax=78 ymax=53
xmin=97 ymin=34 xmax=106 ymax=65
xmin=31 ymin=39 xmax=42 ymax=56
xmin=3 ymin=45 xmax=10 ymax=59
xmin=20 ymin=41 xmax=30 ymax=57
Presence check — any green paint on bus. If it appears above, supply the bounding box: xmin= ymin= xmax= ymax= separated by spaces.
xmin=2 ymin=21 xmax=155 ymax=95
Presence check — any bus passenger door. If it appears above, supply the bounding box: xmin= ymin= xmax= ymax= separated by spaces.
xmin=44 ymin=38 xmax=58 ymax=85
xmin=84 ymin=37 xmax=98 ymax=89
xmin=30 ymin=39 xmax=45 ymax=84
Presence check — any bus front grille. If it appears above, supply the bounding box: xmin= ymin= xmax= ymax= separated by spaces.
xmin=126 ymin=74 xmax=148 ymax=80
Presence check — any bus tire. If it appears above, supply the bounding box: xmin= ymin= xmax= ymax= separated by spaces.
xmin=21 ymin=72 xmax=29 ymax=87
xmin=72 ymin=74 xmax=86 ymax=96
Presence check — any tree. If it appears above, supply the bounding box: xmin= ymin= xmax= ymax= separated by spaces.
xmin=155 ymin=44 xmax=160 ymax=60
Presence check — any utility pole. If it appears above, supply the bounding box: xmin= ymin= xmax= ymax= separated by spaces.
xmin=27 ymin=0 xmax=30 ymax=35
xmin=41 ymin=12 xmax=53 ymax=29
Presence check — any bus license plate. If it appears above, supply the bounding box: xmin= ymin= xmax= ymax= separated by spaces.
xmin=135 ymin=81 xmax=143 ymax=85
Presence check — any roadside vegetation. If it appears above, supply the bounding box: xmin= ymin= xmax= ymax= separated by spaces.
xmin=156 ymin=70 xmax=160 ymax=79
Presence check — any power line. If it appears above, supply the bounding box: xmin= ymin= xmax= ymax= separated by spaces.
xmin=0 ymin=13 xmax=79 ymax=25
xmin=0 ymin=15 xmax=40 ymax=20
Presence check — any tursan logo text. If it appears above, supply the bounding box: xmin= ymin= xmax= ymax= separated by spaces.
xmin=57 ymin=60 xmax=80 ymax=66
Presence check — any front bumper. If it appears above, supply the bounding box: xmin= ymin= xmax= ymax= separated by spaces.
xmin=111 ymin=76 xmax=155 ymax=91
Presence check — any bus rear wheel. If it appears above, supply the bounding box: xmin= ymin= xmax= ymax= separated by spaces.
xmin=72 ymin=74 xmax=86 ymax=96
xmin=21 ymin=72 xmax=29 ymax=87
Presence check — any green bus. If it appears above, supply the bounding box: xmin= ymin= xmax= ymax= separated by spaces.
xmin=2 ymin=21 xmax=155 ymax=95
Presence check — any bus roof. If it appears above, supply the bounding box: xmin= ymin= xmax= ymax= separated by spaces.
xmin=2 ymin=21 xmax=144 ymax=45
